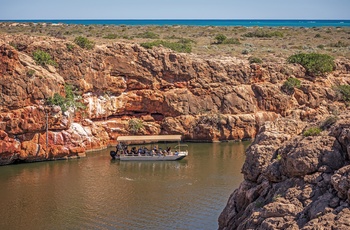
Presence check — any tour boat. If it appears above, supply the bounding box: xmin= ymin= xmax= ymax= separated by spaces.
xmin=110 ymin=135 xmax=188 ymax=161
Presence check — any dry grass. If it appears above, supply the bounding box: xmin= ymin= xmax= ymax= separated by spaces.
xmin=1 ymin=22 xmax=349 ymax=61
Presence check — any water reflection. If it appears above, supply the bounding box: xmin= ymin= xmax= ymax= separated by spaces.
xmin=0 ymin=141 xmax=250 ymax=230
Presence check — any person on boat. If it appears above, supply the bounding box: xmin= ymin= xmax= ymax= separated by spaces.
xmin=166 ymin=147 xmax=171 ymax=155
xmin=123 ymin=145 xmax=128 ymax=155
xmin=138 ymin=147 xmax=142 ymax=156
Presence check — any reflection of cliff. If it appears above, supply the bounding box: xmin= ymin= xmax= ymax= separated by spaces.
xmin=0 ymin=34 xmax=349 ymax=165
xmin=219 ymin=114 xmax=350 ymax=229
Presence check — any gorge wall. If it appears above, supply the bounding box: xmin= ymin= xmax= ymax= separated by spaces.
xmin=218 ymin=114 xmax=350 ymax=229
xmin=0 ymin=34 xmax=349 ymax=166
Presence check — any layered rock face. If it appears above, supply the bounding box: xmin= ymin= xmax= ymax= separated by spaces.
xmin=0 ymin=34 xmax=349 ymax=165
xmin=219 ymin=115 xmax=350 ymax=229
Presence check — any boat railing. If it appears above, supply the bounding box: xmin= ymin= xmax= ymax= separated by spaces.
xmin=174 ymin=144 xmax=188 ymax=155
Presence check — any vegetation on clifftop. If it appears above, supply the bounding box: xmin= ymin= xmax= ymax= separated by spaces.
xmin=141 ymin=39 xmax=192 ymax=53
xmin=288 ymin=53 xmax=335 ymax=76
xmin=74 ymin=36 xmax=94 ymax=49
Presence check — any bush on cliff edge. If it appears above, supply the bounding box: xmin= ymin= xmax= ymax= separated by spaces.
xmin=33 ymin=49 xmax=57 ymax=66
xmin=74 ymin=36 xmax=94 ymax=50
xmin=288 ymin=53 xmax=335 ymax=76
xmin=141 ymin=40 xmax=192 ymax=53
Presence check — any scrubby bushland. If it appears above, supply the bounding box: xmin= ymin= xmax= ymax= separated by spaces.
xmin=243 ymin=29 xmax=283 ymax=38
xmin=214 ymin=34 xmax=240 ymax=45
xmin=103 ymin=34 xmax=118 ymax=39
xmin=141 ymin=39 xmax=192 ymax=53
xmin=287 ymin=53 xmax=335 ymax=76
xmin=137 ymin=31 xmax=159 ymax=39
xmin=32 ymin=49 xmax=57 ymax=66
xmin=282 ymin=77 xmax=301 ymax=94
xmin=74 ymin=36 xmax=94 ymax=49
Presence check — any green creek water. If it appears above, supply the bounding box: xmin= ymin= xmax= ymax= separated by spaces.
xmin=0 ymin=142 xmax=250 ymax=230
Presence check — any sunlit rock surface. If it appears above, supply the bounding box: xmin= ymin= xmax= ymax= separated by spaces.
xmin=0 ymin=34 xmax=349 ymax=165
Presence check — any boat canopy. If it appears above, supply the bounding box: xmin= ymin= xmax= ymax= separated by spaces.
xmin=117 ymin=135 xmax=182 ymax=142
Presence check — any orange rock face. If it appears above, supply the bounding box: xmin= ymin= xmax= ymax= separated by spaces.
xmin=0 ymin=34 xmax=349 ymax=165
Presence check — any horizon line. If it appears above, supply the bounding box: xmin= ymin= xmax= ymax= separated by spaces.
xmin=1 ymin=18 xmax=350 ymax=21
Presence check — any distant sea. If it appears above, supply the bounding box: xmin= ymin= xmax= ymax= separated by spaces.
xmin=1 ymin=19 xmax=350 ymax=27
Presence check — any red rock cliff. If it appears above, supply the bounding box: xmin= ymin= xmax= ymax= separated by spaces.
xmin=0 ymin=34 xmax=349 ymax=165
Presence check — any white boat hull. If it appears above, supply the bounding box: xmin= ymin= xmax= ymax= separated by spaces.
xmin=115 ymin=152 xmax=187 ymax=161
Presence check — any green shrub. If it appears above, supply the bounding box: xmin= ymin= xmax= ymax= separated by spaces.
xmin=141 ymin=40 xmax=192 ymax=53
xmin=314 ymin=34 xmax=321 ymax=38
xmin=66 ymin=43 xmax=75 ymax=51
xmin=243 ymin=29 xmax=283 ymax=38
xmin=137 ymin=31 xmax=159 ymax=39
xmin=287 ymin=53 xmax=335 ymax=76
xmin=74 ymin=36 xmax=94 ymax=49
xmin=335 ymin=84 xmax=350 ymax=102
xmin=249 ymin=56 xmax=263 ymax=64
xmin=215 ymin=34 xmax=227 ymax=44
xmin=103 ymin=34 xmax=118 ymax=39
xmin=282 ymin=77 xmax=301 ymax=94
xmin=223 ymin=38 xmax=241 ymax=45
xmin=46 ymin=84 xmax=85 ymax=112
xmin=303 ymin=127 xmax=322 ymax=137
xmin=128 ymin=118 xmax=144 ymax=134
xmin=32 ymin=49 xmax=57 ymax=66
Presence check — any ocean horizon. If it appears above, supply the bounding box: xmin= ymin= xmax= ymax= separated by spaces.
xmin=1 ymin=19 xmax=350 ymax=27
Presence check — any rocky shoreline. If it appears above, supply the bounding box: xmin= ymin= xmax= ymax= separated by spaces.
xmin=219 ymin=114 xmax=350 ymax=229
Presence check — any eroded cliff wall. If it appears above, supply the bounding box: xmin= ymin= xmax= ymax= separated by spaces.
xmin=0 ymin=34 xmax=349 ymax=165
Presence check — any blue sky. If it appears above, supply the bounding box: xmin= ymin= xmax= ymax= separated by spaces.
xmin=1 ymin=0 xmax=349 ymax=20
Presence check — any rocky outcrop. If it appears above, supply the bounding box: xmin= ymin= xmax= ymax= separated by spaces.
xmin=219 ymin=114 xmax=350 ymax=229
xmin=0 ymin=34 xmax=349 ymax=165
